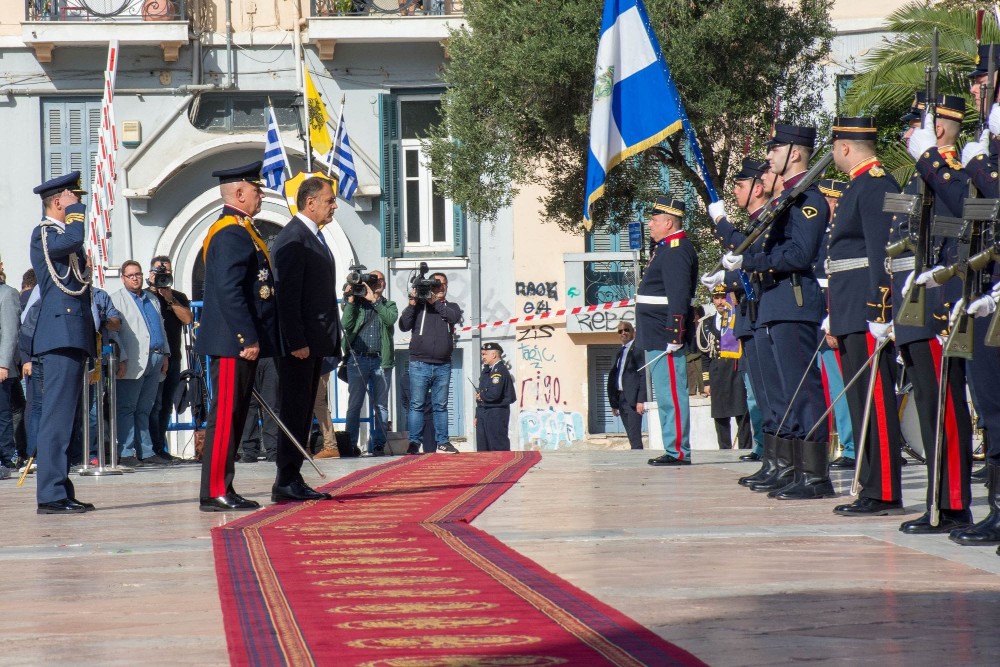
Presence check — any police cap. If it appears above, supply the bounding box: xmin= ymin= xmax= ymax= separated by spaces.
xmin=482 ymin=342 xmax=504 ymax=354
xmin=817 ymin=179 xmax=847 ymax=199
xmin=212 ymin=161 xmax=264 ymax=185
xmin=733 ymin=158 xmax=768 ymax=181
xmin=831 ymin=116 xmax=877 ymax=141
xmin=765 ymin=123 xmax=816 ymax=149
xmin=33 ymin=171 xmax=87 ymax=199
xmin=970 ymin=43 xmax=1000 ymax=79
xmin=651 ymin=195 xmax=684 ymax=218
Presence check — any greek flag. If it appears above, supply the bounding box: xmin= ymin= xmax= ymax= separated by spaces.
xmin=584 ymin=0 xmax=690 ymax=224
xmin=330 ymin=113 xmax=358 ymax=202
xmin=262 ymin=106 xmax=289 ymax=191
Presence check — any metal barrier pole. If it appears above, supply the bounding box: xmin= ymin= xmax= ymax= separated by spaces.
xmin=78 ymin=359 xmax=91 ymax=472
xmin=80 ymin=347 xmax=123 ymax=477
xmin=108 ymin=345 xmax=132 ymax=473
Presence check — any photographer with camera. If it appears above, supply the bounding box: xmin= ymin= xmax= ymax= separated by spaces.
xmin=341 ymin=267 xmax=397 ymax=457
xmin=399 ymin=266 xmax=463 ymax=455
xmin=146 ymin=255 xmax=193 ymax=461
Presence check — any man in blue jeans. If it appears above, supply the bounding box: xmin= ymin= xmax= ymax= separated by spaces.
xmin=399 ymin=271 xmax=463 ymax=454
xmin=340 ymin=270 xmax=397 ymax=457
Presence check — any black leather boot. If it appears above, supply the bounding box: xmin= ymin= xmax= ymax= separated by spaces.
xmin=768 ymin=437 xmax=804 ymax=498
xmin=774 ymin=439 xmax=836 ymax=500
xmin=950 ymin=463 xmax=1000 ymax=546
xmin=739 ymin=433 xmax=775 ymax=487
xmin=750 ymin=436 xmax=795 ymax=492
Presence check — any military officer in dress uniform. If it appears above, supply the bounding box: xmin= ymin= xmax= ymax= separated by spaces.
xmin=720 ymin=124 xmax=831 ymax=499
xmin=950 ymin=47 xmax=1000 ymax=549
xmin=824 ymin=116 xmax=905 ymax=516
xmin=475 ymin=342 xmax=516 ymax=451
xmin=197 ymin=161 xmax=281 ymax=512
xmin=698 ymin=285 xmax=751 ymax=450
xmin=878 ymin=94 xmax=973 ymax=529
xmin=30 ymin=171 xmax=96 ymax=514
xmin=705 ymin=159 xmax=783 ymax=480
xmin=637 ymin=196 xmax=698 ymax=466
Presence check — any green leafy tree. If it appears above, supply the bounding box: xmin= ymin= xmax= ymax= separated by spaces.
xmin=425 ymin=0 xmax=834 ymax=241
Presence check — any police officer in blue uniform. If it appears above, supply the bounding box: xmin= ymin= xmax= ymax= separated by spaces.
xmin=721 ymin=124 xmax=831 ymax=499
xmin=637 ymin=196 xmax=698 ymax=466
xmin=877 ymin=94 xmax=974 ymax=528
xmin=30 ymin=171 xmax=97 ymax=514
xmin=949 ymin=47 xmax=1000 ymax=548
xmin=824 ymin=116 xmax=905 ymax=515
xmin=475 ymin=342 xmax=516 ymax=451
xmin=705 ymin=159 xmax=784 ymax=482
xmin=197 ymin=161 xmax=281 ymax=512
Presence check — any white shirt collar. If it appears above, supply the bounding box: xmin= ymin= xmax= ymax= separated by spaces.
xmin=296 ymin=212 xmax=320 ymax=236
xmin=43 ymin=215 xmax=65 ymax=231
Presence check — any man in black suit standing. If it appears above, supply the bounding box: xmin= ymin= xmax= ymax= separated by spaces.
xmin=606 ymin=321 xmax=646 ymax=450
xmin=271 ymin=176 xmax=341 ymax=502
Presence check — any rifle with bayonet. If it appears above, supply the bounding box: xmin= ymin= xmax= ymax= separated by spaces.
xmin=969 ymin=202 xmax=1000 ymax=346
xmin=930 ymin=207 xmax=985 ymax=359
xmin=707 ymin=146 xmax=834 ymax=277
xmin=889 ymin=27 xmax=939 ymax=328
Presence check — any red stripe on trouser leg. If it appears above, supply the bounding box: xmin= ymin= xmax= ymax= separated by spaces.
xmin=925 ymin=339 xmax=961 ymax=507
xmin=209 ymin=357 xmax=236 ymax=498
xmin=667 ymin=353 xmax=683 ymax=459
xmin=866 ymin=334 xmax=892 ymax=499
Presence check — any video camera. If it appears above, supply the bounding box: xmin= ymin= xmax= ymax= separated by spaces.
xmin=346 ymin=264 xmax=378 ymax=298
xmin=149 ymin=264 xmax=173 ymax=289
xmin=411 ymin=262 xmax=442 ymax=302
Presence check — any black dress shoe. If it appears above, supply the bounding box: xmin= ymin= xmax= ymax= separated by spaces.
xmin=37 ymin=499 xmax=88 ymax=515
xmin=69 ymin=498 xmax=96 ymax=512
xmin=739 ymin=452 xmax=761 ymax=462
xmin=829 ymin=456 xmax=856 ymax=469
xmin=271 ymin=479 xmax=334 ymax=502
xmin=833 ymin=497 xmax=905 ymax=517
xmin=227 ymin=492 xmax=261 ymax=509
xmin=900 ymin=509 xmax=972 ymax=534
xmin=405 ymin=442 xmax=421 ymax=455
xmin=648 ymin=454 xmax=690 ymax=466
xmin=200 ymin=493 xmax=261 ymax=512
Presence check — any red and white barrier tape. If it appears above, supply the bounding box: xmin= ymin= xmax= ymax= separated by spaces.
xmin=457 ymin=299 xmax=634 ymax=332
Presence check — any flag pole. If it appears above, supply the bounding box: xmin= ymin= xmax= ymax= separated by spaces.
xmin=268 ymin=97 xmax=292 ymax=183
xmin=329 ymin=96 xmax=345 ymax=179
xmin=302 ymin=61 xmax=313 ymax=172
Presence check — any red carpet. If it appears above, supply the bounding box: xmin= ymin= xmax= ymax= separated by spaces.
xmin=212 ymin=452 xmax=706 ymax=666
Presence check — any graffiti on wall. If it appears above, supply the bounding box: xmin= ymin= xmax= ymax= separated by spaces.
xmin=519 ymin=408 xmax=585 ymax=450
xmin=571 ymin=308 xmax=635 ymax=333
xmin=515 ymin=328 xmax=584 ymax=449
xmin=517 ymin=281 xmax=559 ymax=315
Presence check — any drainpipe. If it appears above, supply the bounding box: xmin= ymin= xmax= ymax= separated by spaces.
xmin=224 ymin=0 xmax=234 ymax=88
xmin=468 ymin=214 xmax=482 ymax=438
xmin=292 ymin=0 xmax=304 ymax=90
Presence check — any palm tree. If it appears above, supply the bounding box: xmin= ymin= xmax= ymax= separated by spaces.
xmin=843 ymin=2 xmax=1000 ymax=179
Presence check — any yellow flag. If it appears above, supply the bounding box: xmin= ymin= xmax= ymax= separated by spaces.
xmin=303 ymin=65 xmax=332 ymax=157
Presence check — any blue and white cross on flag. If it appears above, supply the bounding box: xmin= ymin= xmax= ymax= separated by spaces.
xmin=329 ymin=113 xmax=358 ymax=202
xmin=262 ymin=105 xmax=289 ymax=191
xmin=584 ymin=0 xmax=700 ymax=225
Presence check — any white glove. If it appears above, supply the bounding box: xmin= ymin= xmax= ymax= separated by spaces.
xmin=989 ymin=103 xmax=1000 ymax=136
xmin=961 ymin=129 xmax=990 ymax=166
xmin=722 ymin=252 xmax=743 ymax=271
xmin=707 ymin=201 xmax=727 ymax=223
xmin=820 ymin=315 xmax=830 ymax=333
xmin=967 ymin=294 xmax=997 ymax=318
xmin=915 ymin=266 xmax=944 ymax=289
xmin=666 ymin=342 xmax=683 ymax=354
xmin=907 ymin=113 xmax=937 ymax=160
xmin=700 ymin=270 xmax=725 ymax=289
xmin=991 ymin=282 xmax=1000 ymax=302
xmin=902 ymin=270 xmax=915 ymax=296
xmin=868 ymin=321 xmax=892 ymax=343
xmin=951 ymin=299 xmax=964 ymax=322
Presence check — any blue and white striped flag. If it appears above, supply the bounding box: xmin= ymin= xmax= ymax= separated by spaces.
xmin=584 ymin=0 xmax=700 ymax=224
xmin=329 ymin=112 xmax=358 ymax=202
xmin=262 ymin=106 xmax=289 ymax=191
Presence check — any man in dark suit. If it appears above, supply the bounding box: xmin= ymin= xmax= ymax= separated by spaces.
xmin=197 ymin=161 xmax=281 ymax=511
xmin=270 ymin=175 xmax=341 ymax=502
xmin=606 ymin=321 xmax=646 ymax=449
xmin=29 ymin=171 xmax=97 ymax=514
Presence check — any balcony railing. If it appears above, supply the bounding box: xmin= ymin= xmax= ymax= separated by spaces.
xmin=26 ymin=0 xmax=187 ymax=22
xmin=584 ymin=260 xmax=637 ymax=305
xmin=311 ymin=0 xmax=462 ymax=17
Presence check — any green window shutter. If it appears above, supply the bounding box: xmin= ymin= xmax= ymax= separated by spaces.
xmin=379 ymin=93 xmax=402 ymax=258
xmin=452 ymin=202 xmax=466 ymax=256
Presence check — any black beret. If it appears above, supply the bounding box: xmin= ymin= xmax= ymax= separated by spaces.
xmin=482 ymin=342 xmax=504 ymax=354
xmin=212 ymin=161 xmax=264 ymax=185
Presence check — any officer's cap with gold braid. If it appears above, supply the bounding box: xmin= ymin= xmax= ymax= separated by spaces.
xmin=900 ymin=91 xmax=926 ymax=123
xmin=817 ymin=179 xmax=847 ymax=199
xmin=733 ymin=158 xmax=768 ymax=182
xmin=212 ymin=161 xmax=264 ymax=185
xmin=33 ymin=171 xmax=88 ymax=199
xmin=711 ymin=284 xmax=727 ymax=297
xmin=651 ymin=195 xmax=685 ymax=218
xmin=970 ymin=43 xmax=1000 ymax=79
xmin=765 ymin=123 xmax=816 ymax=149
xmin=831 ymin=116 xmax=877 ymax=141
xmin=935 ymin=94 xmax=966 ymax=122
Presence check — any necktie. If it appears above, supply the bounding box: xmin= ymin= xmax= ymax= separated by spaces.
xmin=317 ymin=230 xmax=331 ymax=255
xmin=615 ymin=345 xmax=627 ymax=391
